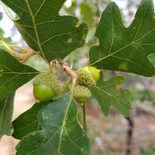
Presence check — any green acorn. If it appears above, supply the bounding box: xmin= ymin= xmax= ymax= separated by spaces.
xmin=33 ymin=73 xmax=61 ymax=103
xmin=73 ymin=85 xmax=91 ymax=103
xmin=77 ymin=66 xmax=97 ymax=87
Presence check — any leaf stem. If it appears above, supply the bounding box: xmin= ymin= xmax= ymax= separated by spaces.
xmin=0 ymin=38 xmax=37 ymax=62
xmin=0 ymin=38 xmax=17 ymax=56
xmin=8 ymin=44 xmax=28 ymax=51
xmin=40 ymin=70 xmax=50 ymax=73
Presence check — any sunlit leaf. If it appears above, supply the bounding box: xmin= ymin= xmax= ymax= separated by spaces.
xmin=2 ymin=0 xmax=88 ymax=62
xmin=89 ymin=0 xmax=155 ymax=77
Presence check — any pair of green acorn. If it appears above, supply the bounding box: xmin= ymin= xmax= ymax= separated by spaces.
xmin=33 ymin=66 xmax=100 ymax=103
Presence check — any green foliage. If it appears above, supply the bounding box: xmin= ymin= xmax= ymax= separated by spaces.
xmin=140 ymin=146 xmax=155 ymax=155
xmin=12 ymin=103 xmax=44 ymax=140
xmin=0 ymin=93 xmax=14 ymax=139
xmin=1 ymin=0 xmax=88 ymax=62
xmin=16 ymin=93 xmax=92 ymax=155
xmin=0 ymin=50 xmax=39 ymax=102
xmin=89 ymin=0 xmax=155 ymax=77
xmin=131 ymin=88 xmax=155 ymax=104
xmin=90 ymin=72 xmax=131 ymax=116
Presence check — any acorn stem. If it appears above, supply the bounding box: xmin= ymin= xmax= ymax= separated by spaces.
xmin=48 ymin=63 xmax=54 ymax=74
xmin=82 ymin=103 xmax=87 ymax=133
xmin=71 ymin=77 xmax=76 ymax=94
xmin=77 ymin=110 xmax=84 ymax=127
xmin=56 ymin=78 xmax=71 ymax=99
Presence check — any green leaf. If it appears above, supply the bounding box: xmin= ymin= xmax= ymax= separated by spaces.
xmin=16 ymin=93 xmax=92 ymax=155
xmin=12 ymin=103 xmax=45 ymax=140
xmin=89 ymin=0 xmax=155 ymax=77
xmin=0 ymin=50 xmax=39 ymax=101
xmin=0 ymin=92 xmax=15 ymax=139
xmin=89 ymin=72 xmax=132 ymax=116
xmin=2 ymin=0 xmax=88 ymax=62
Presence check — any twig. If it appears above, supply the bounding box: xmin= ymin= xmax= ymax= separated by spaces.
xmin=57 ymin=59 xmax=77 ymax=79
xmin=125 ymin=110 xmax=134 ymax=155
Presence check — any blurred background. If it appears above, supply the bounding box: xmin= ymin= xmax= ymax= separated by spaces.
xmin=1 ymin=0 xmax=155 ymax=154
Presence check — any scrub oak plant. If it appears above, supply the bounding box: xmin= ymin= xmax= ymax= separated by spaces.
xmin=0 ymin=0 xmax=155 ymax=154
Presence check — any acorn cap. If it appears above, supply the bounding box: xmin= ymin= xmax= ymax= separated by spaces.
xmin=33 ymin=73 xmax=61 ymax=97
xmin=77 ymin=66 xmax=96 ymax=87
xmin=73 ymin=85 xmax=91 ymax=99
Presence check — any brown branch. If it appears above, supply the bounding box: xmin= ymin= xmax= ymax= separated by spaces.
xmin=125 ymin=110 xmax=135 ymax=155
